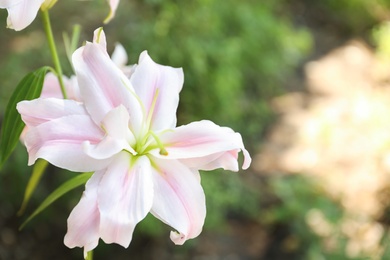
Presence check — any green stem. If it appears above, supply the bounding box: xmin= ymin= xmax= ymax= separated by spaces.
xmin=41 ymin=10 xmax=68 ymax=99
xmin=86 ymin=250 xmax=93 ymax=260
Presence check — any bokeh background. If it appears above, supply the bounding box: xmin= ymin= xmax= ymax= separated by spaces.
xmin=1 ymin=0 xmax=390 ymax=259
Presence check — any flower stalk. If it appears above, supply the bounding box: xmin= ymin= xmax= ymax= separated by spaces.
xmin=41 ymin=10 xmax=68 ymax=99
xmin=86 ymin=250 xmax=93 ymax=260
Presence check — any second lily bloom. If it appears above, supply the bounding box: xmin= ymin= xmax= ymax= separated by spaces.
xmin=0 ymin=0 xmax=120 ymax=31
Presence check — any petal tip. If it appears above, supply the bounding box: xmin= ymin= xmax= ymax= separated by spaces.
xmin=242 ymin=149 xmax=252 ymax=170
xmin=170 ymin=231 xmax=186 ymax=245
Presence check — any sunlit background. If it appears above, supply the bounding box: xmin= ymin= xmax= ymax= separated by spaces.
xmin=1 ymin=0 xmax=390 ymax=259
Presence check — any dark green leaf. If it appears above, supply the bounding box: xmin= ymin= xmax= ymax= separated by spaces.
xmin=20 ymin=172 xmax=93 ymax=230
xmin=0 ymin=67 xmax=50 ymax=168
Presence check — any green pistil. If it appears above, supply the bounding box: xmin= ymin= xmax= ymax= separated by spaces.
xmin=137 ymin=131 xmax=168 ymax=156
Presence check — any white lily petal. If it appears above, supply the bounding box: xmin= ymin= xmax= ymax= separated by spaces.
xmin=17 ymin=98 xmax=86 ymax=127
xmin=104 ymin=0 xmax=120 ymax=24
xmin=150 ymin=158 xmax=206 ymax=245
xmin=180 ymin=150 xmax=240 ymax=171
xmin=17 ymin=98 xmax=113 ymax=171
xmin=64 ymin=171 xmax=104 ymax=258
xmin=111 ymin=44 xmax=135 ymax=78
xmin=155 ymin=120 xmax=251 ymax=171
xmin=101 ymin=105 xmax=135 ymax=143
xmin=41 ymin=73 xmax=81 ymax=101
xmin=82 ymin=137 xmax=129 ymax=160
xmin=130 ymin=51 xmax=184 ymax=131
xmin=111 ymin=43 xmax=128 ymax=68
xmin=0 ymin=0 xmax=45 ymax=31
xmin=83 ymin=105 xmax=136 ymax=159
xmin=98 ymin=153 xmax=153 ymax=247
xmin=72 ymin=39 xmax=143 ymax=135
xmin=21 ymin=114 xmax=111 ymax=172
xmin=93 ymin=28 xmax=107 ymax=52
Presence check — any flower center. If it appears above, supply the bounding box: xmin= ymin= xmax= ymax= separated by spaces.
xmin=135 ymin=131 xmax=168 ymax=156
xmin=133 ymin=88 xmax=168 ymax=156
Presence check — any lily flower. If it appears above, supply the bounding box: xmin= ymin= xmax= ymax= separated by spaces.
xmin=17 ymin=28 xmax=251 ymax=257
xmin=0 ymin=0 xmax=45 ymax=31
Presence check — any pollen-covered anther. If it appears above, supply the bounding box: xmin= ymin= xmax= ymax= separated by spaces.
xmin=159 ymin=147 xmax=168 ymax=156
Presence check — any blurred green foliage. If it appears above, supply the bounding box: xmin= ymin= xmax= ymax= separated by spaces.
xmin=109 ymin=0 xmax=312 ymax=146
xmin=373 ymin=21 xmax=390 ymax=65
xmin=265 ymin=176 xmax=351 ymax=260
xmin=1 ymin=0 xmax=390 ymax=259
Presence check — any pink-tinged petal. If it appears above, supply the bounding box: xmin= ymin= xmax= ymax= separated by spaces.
xmin=18 ymin=102 xmax=112 ymax=171
xmin=93 ymin=28 xmax=107 ymax=52
xmin=83 ymin=136 xmax=127 ymax=160
xmin=180 ymin=150 xmax=241 ymax=172
xmin=64 ymin=171 xmax=103 ymax=258
xmin=130 ymin=51 xmax=184 ymax=131
xmin=98 ymin=153 xmax=153 ymax=247
xmin=67 ymin=76 xmax=82 ymax=101
xmin=101 ymin=105 xmax=134 ymax=143
xmin=41 ymin=73 xmax=81 ymax=101
xmin=83 ymin=105 xmax=136 ymax=159
xmin=40 ymin=73 xmax=63 ymax=99
xmin=17 ymin=98 xmax=86 ymax=128
xmin=18 ymin=98 xmax=86 ymax=144
xmin=0 ymin=0 xmax=45 ymax=31
xmin=150 ymin=158 xmax=206 ymax=245
xmin=111 ymin=43 xmax=135 ymax=78
xmin=107 ymin=42 xmax=136 ymax=78
xmin=72 ymin=39 xmax=143 ymax=135
xmin=154 ymin=120 xmax=251 ymax=171
xmin=104 ymin=0 xmax=120 ymax=24
xmin=23 ymin=116 xmax=109 ymax=171
xmin=111 ymin=43 xmax=128 ymax=68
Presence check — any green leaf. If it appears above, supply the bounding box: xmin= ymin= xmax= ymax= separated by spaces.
xmin=0 ymin=67 xmax=50 ymax=168
xmin=20 ymin=172 xmax=93 ymax=230
xmin=63 ymin=24 xmax=81 ymax=70
xmin=17 ymin=159 xmax=49 ymax=216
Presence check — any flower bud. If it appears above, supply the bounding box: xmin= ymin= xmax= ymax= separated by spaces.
xmin=41 ymin=0 xmax=58 ymax=11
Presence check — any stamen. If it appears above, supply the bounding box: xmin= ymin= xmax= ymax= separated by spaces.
xmin=146 ymin=131 xmax=169 ymax=156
